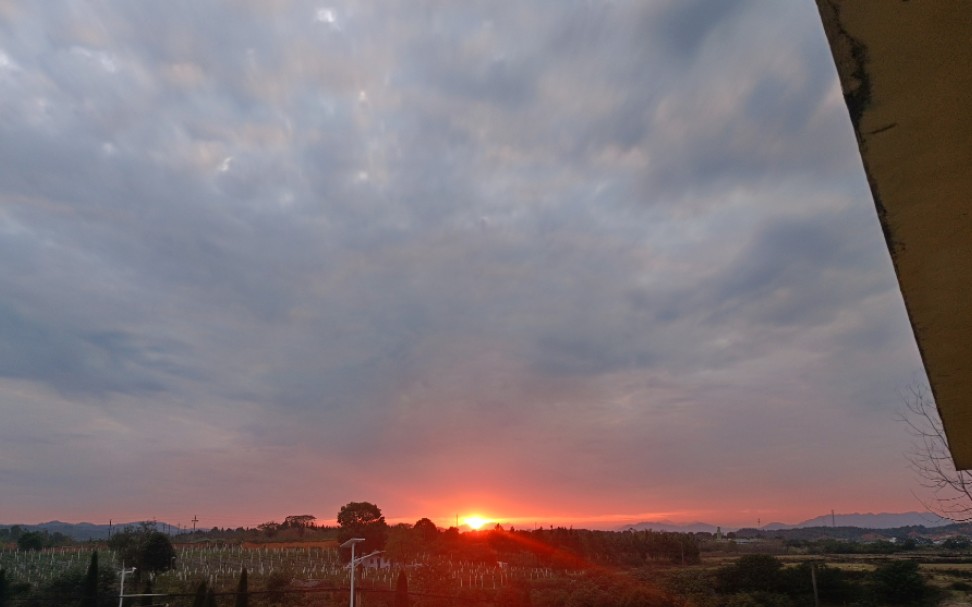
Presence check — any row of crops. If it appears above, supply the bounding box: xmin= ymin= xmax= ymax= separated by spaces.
xmin=0 ymin=544 xmax=559 ymax=593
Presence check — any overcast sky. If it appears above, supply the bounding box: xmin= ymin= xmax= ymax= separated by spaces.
xmin=0 ymin=1 xmax=930 ymax=530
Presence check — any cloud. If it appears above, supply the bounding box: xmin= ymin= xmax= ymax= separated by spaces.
xmin=650 ymin=0 xmax=756 ymax=61
xmin=0 ymin=302 xmax=171 ymax=396
xmin=0 ymin=1 xmax=926 ymax=526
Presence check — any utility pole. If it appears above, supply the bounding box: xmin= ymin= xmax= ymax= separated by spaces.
xmin=192 ymin=515 xmax=199 ymax=533
xmin=811 ymin=563 xmax=820 ymax=607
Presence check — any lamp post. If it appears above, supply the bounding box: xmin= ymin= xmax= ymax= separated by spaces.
xmin=341 ymin=538 xmax=365 ymax=607
xmin=118 ymin=565 xmax=136 ymax=607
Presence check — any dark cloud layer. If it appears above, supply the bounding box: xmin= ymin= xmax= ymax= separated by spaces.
xmin=0 ymin=1 xmax=925 ymax=527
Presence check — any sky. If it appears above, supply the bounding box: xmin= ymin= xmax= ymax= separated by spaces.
xmin=0 ymin=1 xmax=932 ymax=531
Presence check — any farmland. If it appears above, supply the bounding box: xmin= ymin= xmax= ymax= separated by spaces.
xmin=0 ymin=541 xmax=562 ymax=606
xmin=5 ymin=520 xmax=972 ymax=606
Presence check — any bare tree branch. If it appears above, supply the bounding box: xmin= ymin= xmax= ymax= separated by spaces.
xmin=900 ymin=384 xmax=972 ymax=522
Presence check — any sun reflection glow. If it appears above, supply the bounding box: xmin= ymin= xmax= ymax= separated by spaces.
xmin=464 ymin=516 xmax=489 ymax=530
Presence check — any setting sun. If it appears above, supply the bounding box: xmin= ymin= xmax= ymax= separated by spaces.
xmin=464 ymin=516 xmax=489 ymax=530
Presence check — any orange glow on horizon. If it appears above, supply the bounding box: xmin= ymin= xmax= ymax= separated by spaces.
xmin=383 ymin=509 xmax=703 ymax=531
xmin=383 ymin=506 xmax=844 ymax=531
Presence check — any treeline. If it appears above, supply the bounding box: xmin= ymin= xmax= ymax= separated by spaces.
xmin=387 ymin=525 xmax=702 ymax=568
xmin=188 ymin=510 xmax=703 ymax=568
xmin=669 ymin=553 xmax=939 ymax=607
xmin=735 ymin=523 xmax=972 ymax=543
xmin=0 ymin=527 xmax=73 ymax=552
xmin=736 ymin=536 xmax=972 ymax=555
xmin=197 ymin=522 xmax=703 ymax=568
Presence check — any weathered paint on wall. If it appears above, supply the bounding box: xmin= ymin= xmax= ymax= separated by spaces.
xmin=816 ymin=1 xmax=972 ymax=467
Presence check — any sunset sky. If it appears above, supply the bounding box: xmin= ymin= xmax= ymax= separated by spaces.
xmin=0 ymin=1 xmax=932 ymax=531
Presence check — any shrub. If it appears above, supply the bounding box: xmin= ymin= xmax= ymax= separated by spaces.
xmin=870 ymin=560 xmax=933 ymax=606
xmin=715 ymin=555 xmax=784 ymax=594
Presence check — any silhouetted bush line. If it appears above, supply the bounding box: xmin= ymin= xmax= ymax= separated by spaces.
xmin=701 ymin=554 xmax=940 ymax=607
xmin=0 ymin=527 xmax=74 ymax=551
xmin=733 ymin=522 xmax=972 ymax=543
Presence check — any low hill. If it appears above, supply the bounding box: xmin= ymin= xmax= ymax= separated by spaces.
xmin=622 ymin=521 xmax=721 ymax=534
xmin=766 ymin=512 xmax=951 ymax=530
xmin=0 ymin=520 xmax=189 ymax=541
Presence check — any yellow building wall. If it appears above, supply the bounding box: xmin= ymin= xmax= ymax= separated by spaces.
xmin=816 ymin=1 xmax=972 ymax=467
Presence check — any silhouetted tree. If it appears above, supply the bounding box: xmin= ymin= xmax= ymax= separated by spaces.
xmin=282 ymin=515 xmax=316 ymax=537
xmin=871 ymin=560 xmax=933 ymax=605
xmin=17 ymin=531 xmax=44 ymax=552
xmin=943 ymin=537 xmax=971 ymax=550
xmin=79 ymin=551 xmax=99 ymax=607
xmin=109 ymin=525 xmax=175 ymax=579
xmin=384 ymin=524 xmax=421 ymax=563
xmin=337 ymin=502 xmax=388 ymax=557
xmin=257 ymin=522 xmax=280 ymax=538
xmin=141 ymin=532 xmax=176 ymax=574
xmin=413 ymin=518 xmax=438 ymax=543
xmin=191 ymin=581 xmax=208 ymax=607
xmin=394 ymin=569 xmax=410 ymax=607
xmin=0 ymin=568 xmax=9 ymax=607
xmin=235 ymin=567 xmax=249 ymax=607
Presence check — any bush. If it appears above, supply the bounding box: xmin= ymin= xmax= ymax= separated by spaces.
xmin=722 ymin=591 xmax=794 ymax=607
xmin=16 ymin=532 xmax=44 ymax=552
xmin=716 ymin=555 xmax=784 ymax=594
xmin=14 ymin=567 xmax=116 ymax=607
xmin=778 ymin=562 xmax=860 ymax=604
xmin=870 ymin=560 xmax=933 ymax=606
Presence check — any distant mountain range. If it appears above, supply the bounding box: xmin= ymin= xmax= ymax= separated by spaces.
xmin=2 ymin=512 xmax=956 ymax=542
xmin=0 ymin=520 xmax=189 ymax=541
xmin=763 ymin=511 xmax=951 ymax=530
xmin=623 ymin=512 xmax=952 ymax=533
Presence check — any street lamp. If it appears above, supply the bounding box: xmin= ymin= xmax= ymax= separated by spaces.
xmin=118 ymin=566 xmax=136 ymax=607
xmin=341 ymin=538 xmax=365 ymax=607
xmin=117 ymin=564 xmax=165 ymax=606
